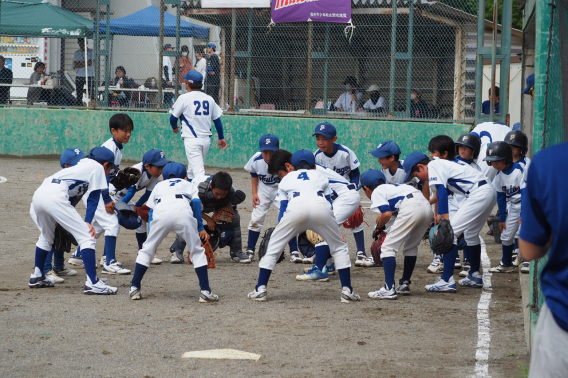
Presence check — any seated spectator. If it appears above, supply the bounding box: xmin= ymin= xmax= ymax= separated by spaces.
xmin=410 ymin=89 xmax=431 ymax=118
xmin=27 ymin=62 xmax=48 ymax=105
xmin=110 ymin=66 xmax=136 ymax=107
xmin=0 ymin=55 xmax=13 ymax=105
xmin=334 ymin=76 xmax=363 ymax=112
xmin=481 ymin=86 xmax=500 ymax=114
xmin=361 ymin=84 xmax=387 ymax=114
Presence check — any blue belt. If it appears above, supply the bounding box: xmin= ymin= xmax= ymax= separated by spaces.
xmin=406 ymin=193 xmax=413 ymax=199
xmin=347 ymin=183 xmax=356 ymax=190
xmin=52 ymin=179 xmax=61 ymax=184
xmin=293 ymin=191 xmax=324 ymax=198
xmin=465 ymin=180 xmax=487 ymax=195
xmin=156 ymin=194 xmax=184 ymax=204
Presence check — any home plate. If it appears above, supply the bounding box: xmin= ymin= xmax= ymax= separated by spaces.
xmin=182 ymin=349 xmax=261 ymax=361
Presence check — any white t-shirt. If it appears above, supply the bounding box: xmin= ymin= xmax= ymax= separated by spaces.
xmin=73 ymin=48 xmax=95 ymax=77
xmin=39 ymin=158 xmax=108 ymax=199
xmin=277 ymin=169 xmax=332 ymax=203
xmin=163 ymin=56 xmax=173 ymax=82
xmin=101 ymin=137 xmax=123 ymax=169
xmin=147 ymin=178 xmax=199 ymax=210
xmin=244 ymin=152 xmax=281 ymax=196
xmin=113 ymin=162 xmax=161 ymax=201
xmin=314 ymin=144 xmax=360 ymax=181
xmin=171 ymin=91 xmax=223 ymax=139
xmin=194 ymin=58 xmax=207 ymax=78
xmin=370 ymin=184 xmax=421 ymax=213
xmin=334 ymin=91 xmax=363 ymax=112
xmin=428 ymin=158 xmax=487 ymax=196
xmin=363 ymin=97 xmax=386 ymax=110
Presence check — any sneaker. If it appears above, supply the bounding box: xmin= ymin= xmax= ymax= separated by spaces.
xmin=53 ymin=266 xmax=78 ymax=276
xmin=354 ymin=251 xmax=367 ymax=267
xmin=323 ymin=261 xmax=336 ymax=275
xmin=395 ymin=280 xmax=411 ymax=295
xmin=248 ymin=285 xmax=267 ymax=301
xmin=427 ymin=256 xmax=444 ymax=274
xmin=170 ymin=253 xmax=183 ymax=264
xmin=99 ymin=255 xmax=106 ymax=267
xmin=368 ymin=285 xmax=398 ymax=300
xmin=296 ymin=265 xmax=330 ymax=282
xmin=67 ymin=255 xmax=84 ymax=268
xmin=290 ymin=251 xmax=303 ymax=263
xmin=340 ymin=287 xmax=361 ymax=303
xmin=102 ymin=260 xmax=131 ymax=275
xmin=425 ymin=276 xmax=457 ymax=293
xmin=459 ymin=263 xmax=470 ymax=277
xmin=520 ymin=262 xmax=530 ymax=274
xmin=459 ymin=273 xmax=484 ymax=288
xmin=84 ymin=279 xmax=117 ymax=295
xmin=302 ymin=253 xmax=315 ymax=264
xmin=129 ymin=286 xmax=141 ymax=300
xmin=246 ymin=249 xmax=255 ymax=262
xmin=46 ymin=271 xmax=64 ymax=284
xmin=150 ymin=257 xmax=163 ymax=265
xmin=488 ymin=262 xmax=517 ymax=273
xmin=512 ymin=254 xmax=523 ymax=267
xmin=454 ymin=257 xmax=462 ymax=269
xmin=361 ymin=256 xmax=378 ymax=267
xmin=28 ymin=274 xmax=54 ymax=288
xmin=231 ymin=251 xmax=252 ymax=264
xmin=199 ymin=290 xmax=219 ymax=303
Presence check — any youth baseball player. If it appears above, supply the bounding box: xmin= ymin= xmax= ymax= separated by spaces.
xmin=369 ymin=140 xmax=417 ymax=185
xmin=248 ymin=150 xmax=360 ymax=303
xmin=170 ymin=70 xmax=227 ymax=182
xmin=29 ymin=147 xmax=118 ymax=295
xmin=129 ymin=162 xmax=218 ymax=302
xmin=470 ymin=121 xmax=511 ymax=182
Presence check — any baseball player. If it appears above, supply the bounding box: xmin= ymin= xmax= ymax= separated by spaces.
xmin=129 ymin=162 xmax=218 ymax=302
xmin=368 ymin=140 xmax=418 ymax=185
xmin=470 ymin=121 xmax=511 ymax=182
xmin=248 ymin=150 xmax=360 ymax=303
xmin=483 ymin=142 xmax=525 ymax=273
xmin=312 ymin=122 xmax=367 ymax=265
xmin=170 ymin=70 xmax=227 ymax=182
xmin=405 ymin=149 xmax=496 ymax=292
xmin=244 ymin=134 xmax=299 ymax=262
xmin=360 ymin=169 xmax=432 ymax=299
xmin=29 ymin=147 xmax=118 ymax=295
xmin=267 ymin=149 xmax=361 ymax=279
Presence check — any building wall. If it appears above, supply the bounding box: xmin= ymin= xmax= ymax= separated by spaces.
xmin=481 ymin=62 xmax=522 ymax=126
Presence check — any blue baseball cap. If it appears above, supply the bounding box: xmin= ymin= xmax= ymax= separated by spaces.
xmin=312 ymin=122 xmax=336 ymax=139
xmin=207 ymin=42 xmax=216 ymax=49
xmin=60 ymin=148 xmax=85 ymax=168
xmin=360 ymin=169 xmax=387 ymax=187
xmin=521 ymin=74 xmax=534 ymax=94
xmin=368 ymin=140 xmax=401 ymax=158
xmin=512 ymin=122 xmax=521 ymax=131
xmin=259 ymin=134 xmax=279 ymax=152
xmin=183 ymin=70 xmax=203 ymax=83
xmin=162 ymin=162 xmax=187 ymax=179
xmin=291 ymin=149 xmax=315 ymax=167
xmin=88 ymin=147 xmax=116 ymax=169
xmin=403 ymin=151 xmax=429 ymax=182
xmin=143 ymin=149 xmax=171 ymax=167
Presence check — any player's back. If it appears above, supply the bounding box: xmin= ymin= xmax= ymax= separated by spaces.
xmin=278 ymin=169 xmax=331 ymax=201
xmin=172 ymin=91 xmax=223 ymax=139
xmin=429 ymin=158 xmax=487 ymax=195
xmin=148 ymin=179 xmax=197 ymax=207
xmin=371 ymin=183 xmax=421 ymax=212
xmin=40 ymin=158 xmax=107 ymax=198
xmin=472 ymin=122 xmax=511 ymax=145
xmin=315 ymin=164 xmax=356 ymax=195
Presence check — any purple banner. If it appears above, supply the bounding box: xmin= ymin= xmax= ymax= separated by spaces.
xmin=271 ymin=0 xmax=351 ymax=24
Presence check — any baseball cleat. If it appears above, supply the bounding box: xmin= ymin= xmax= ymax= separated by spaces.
xmin=322 ymin=261 xmax=336 ymax=275
xmin=354 ymin=251 xmax=367 ymax=267
xmin=340 ymin=287 xmax=360 ymax=303
xmin=395 ymin=280 xmax=411 ymax=295
xmin=488 ymin=262 xmax=517 ymax=273
xmin=520 ymin=262 xmax=530 ymax=274
xmin=360 ymin=256 xmax=378 ymax=267
xmin=302 ymin=253 xmax=315 ymax=264
xmin=454 ymin=257 xmax=462 ymax=269
xmin=458 ymin=273 xmax=483 ymax=288
xmin=46 ymin=271 xmax=64 ymax=284
xmin=368 ymin=285 xmax=398 ymax=300
xmin=290 ymin=251 xmax=303 ymax=263
xmin=199 ymin=290 xmax=219 ymax=303
xmin=28 ymin=274 xmax=55 ymax=288
xmin=102 ymin=260 xmax=131 ymax=275
xmin=296 ymin=265 xmax=329 ymax=282
xmin=150 ymin=257 xmax=163 ymax=265
xmin=129 ymin=286 xmax=142 ymax=300
xmin=248 ymin=285 xmax=267 ymax=301
xmin=425 ymin=276 xmax=457 ymax=293
xmin=170 ymin=253 xmax=183 ymax=264
xmin=231 ymin=251 xmax=252 ymax=264
xmin=427 ymin=256 xmax=444 ymax=274
xmin=53 ymin=266 xmax=78 ymax=276
xmin=512 ymin=254 xmax=523 ymax=267
xmin=84 ymin=279 xmax=117 ymax=295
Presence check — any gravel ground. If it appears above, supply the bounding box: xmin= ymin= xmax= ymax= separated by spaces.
xmin=0 ymin=157 xmax=529 ymax=378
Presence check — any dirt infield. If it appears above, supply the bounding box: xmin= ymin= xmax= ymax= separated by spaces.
xmin=0 ymin=157 xmax=529 ymax=378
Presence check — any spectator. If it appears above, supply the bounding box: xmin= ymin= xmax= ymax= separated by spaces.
xmin=482 ymin=86 xmax=500 ymax=114
xmin=0 ymin=55 xmax=13 ymax=105
xmin=521 ymin=74 xmax=535 ymax=101
xmin=73 ymin=38 xmax=95 ymax=102
xmin=194 ymin=49 xmax=207 ymax=79
xmin=410 ymin=89 xmax=431 ymax=118
xmin=334 ymin=76 xmax=363 ymax=112
xmin=27 ymin=61 xmax=48 ymax=105
xmin=205 ymin=42 xmax=221 ymax=104
xmin=111 ymin=66 xmax=136 ymax=107
xmin=177 ymin=45 xmax=192 ymax=88
xmin=361 ymin=84 xmax=387 ymax=114
xmin=162 ymin=44 xmax=174 ymax=105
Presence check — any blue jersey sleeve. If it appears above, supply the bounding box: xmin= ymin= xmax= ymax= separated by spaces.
xmin=496 ymin=192 xmax=507 ymax=222
xmin=435 ymin=184 xmax=449 ymax=214
xmin=349 ymin=167 xmax=360 ymax=187
xmin=191 ymin=199 xmax=205 ymax=232
xmin=170 ymin=114 xmax=179 ymax=130
xmin=278 ymin=200 xmax=288 ymax=222
xmin=213 ymin=118 xmax=224 ymax=140
xmin=85 ymin=190 xmax=101 ymax=224
xmin=135 ymin=190 xmax=151 ymax=207
xmin=101 ymin=189 xmax=113 ymax=205
xmin=121 ymin=186 xmax=137 ymax=203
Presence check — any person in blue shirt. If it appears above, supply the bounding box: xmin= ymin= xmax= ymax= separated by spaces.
xmin=481 ymin=86 xmax=499 ymax=115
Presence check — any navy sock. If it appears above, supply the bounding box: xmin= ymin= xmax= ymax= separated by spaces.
xmin=400 ymin=255 xmax=417 ymax=284
xmin=81 ymin=248 xmax=98 ymax=284
xmin=441 ymin=245 xmax=458 ymax=282
xmin=338 ymin=268 xmax=352 ymax=291
xmin=463 ymin=246 xmax=470 ymax=264
xmin=104 ymin=236 xmax=117 ymax=265
xmin=256 ymin=267 xmax=272 ymax=289
xmin=43 ymin=248 xmax=54 ymax=274
xmin=314 ymin=245 xmax=331 ymax=270
xmin=288 ymin=236 xmax=298 ymax=252
xmin=131 ymin=263 xmax=148 ymax=289
xmin=247 ymin=230 xmax=260 ymax=251
xmin=194 ymin=265 xmax=211 ymax=292
xmin=353 ymin=230 xmax=366 ymax=254
xmin=135 ymin=232 xmax=147 ymax=250
xmin=75 ymin=246 xmax=82 ymax=258
xmin=35 ymin=247 xmax=49 ymax=275
xmin=502 ymin=244 xmax=515 ymax=265
xmin=514 ymin=238 xmax=519 ymax=251
xmin=468 ymin=244 xmax=482 ymax=274
xmin=382 ymin=257 xmax=396 ymax=290
xmin=53 ymin=249 xmax=65 ymax=270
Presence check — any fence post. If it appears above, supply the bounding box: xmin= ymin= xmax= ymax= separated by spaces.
xmin=246 ymin=8 xmax=253 ymax=108
xmin=158 ymin=0 xmax=164 ymax=109
xmin=475 ymin=0 xmax=485 ymax=122
xmin=229 ymin=8 xmax=236 ymax=111
xmin=306 ymin=22 xmax=313 ymax=114
xmin=405 ymin=0 xmax=415 ymax=118
xmin=322 ymin=23 xmax=330 ymax=115
xmin=389 ymin=0 xmax=398 ymax=113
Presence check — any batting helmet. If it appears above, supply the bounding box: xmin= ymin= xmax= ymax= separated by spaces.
xmin=114 ymin=201 xmax=142 ymax=230
xmin=455 ymin=133 xmax=481 ymax=159
xmin=483 ymin=141 xmax=513 ymax=167
xmin=203 ymin=224 xmax=220 ymax=251
xmin=298 ymin=231 xmax=316 ymax=259
xmin=504 ymin=130 xmax=528 ymax=155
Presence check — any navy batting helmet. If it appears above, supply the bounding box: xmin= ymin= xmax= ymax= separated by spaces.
xmin=455 ymin=133 xmax=481 ymax=159
xmin=504 ymin=130 xmax=528 ymax=155
xmin=203 ymin=224 xmax=220 ymax=251
xmin=114 ymin=201 xmax=142 ymax=230
xmin=483 ymin=141 xmax=513 ymax=167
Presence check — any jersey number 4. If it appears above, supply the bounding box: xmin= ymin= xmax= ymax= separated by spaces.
xmin=194 ymin=101 xmax=210 ymax=116
xmin=298 ymin=172 xmax=310 ymax=181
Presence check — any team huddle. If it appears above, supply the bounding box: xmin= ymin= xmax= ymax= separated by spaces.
xmin=27 ymin=69 xmax=531 ymax=303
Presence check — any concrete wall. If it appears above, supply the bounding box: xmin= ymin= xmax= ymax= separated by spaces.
xmin=0 ymin=108 xmax=471 ymax=169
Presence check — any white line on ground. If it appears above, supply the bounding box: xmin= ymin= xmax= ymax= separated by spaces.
xmin=473 ymin=237 xmax=492 ymax=378
xmin=182 ymin=348 xmax=262 ymax=361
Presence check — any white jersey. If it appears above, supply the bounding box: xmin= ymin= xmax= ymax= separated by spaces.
xmin=362 ymin=97 xmax=386 ymax=110
xmin=147 ymin=178 xmax=199 ymax=210
xmin=171 ymin=91 xmax=223 ymax=139
xmin=370 ymin=184 xmax=421 ymax=213
xmin=449 ymin=157 xmax=482 ymax=214
xmin=493 ymin=163 xmax=525 ymax=205
xmin=428 ymin=158 xmax=487 ymax=197
xmin=314 ymin=144 xmax=360 ymax=181
xmin=39 ymin=158 xmax=107 ymax=198
xmin=112 ymin=162 xmax=161 ymax=201
xmin=315 ymin=164 xmax=357 ymax=199
xmin=471 ymin=122 xmax=510 ymax=181
xmin=334 ymin=91 xmax=363 ymax=112
xmin=101 ymin=137 xmax=123 ymax=169
xmin=162 ymin=56 xmax=172 ymax=82
xmin=244 ymin=152 xmax=281 ymax=197
xmin=277 ymin=169 xmax=332 ymax=203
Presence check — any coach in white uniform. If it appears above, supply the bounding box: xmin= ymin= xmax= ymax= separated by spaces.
xmin=170 ymin=70 xmax=228 ymax=182
xmin=470 ymin=121 xmax=511 ymax=182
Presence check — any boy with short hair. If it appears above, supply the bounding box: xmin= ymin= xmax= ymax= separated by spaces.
xmin=368 ymin=140 xmax=406 ymax=184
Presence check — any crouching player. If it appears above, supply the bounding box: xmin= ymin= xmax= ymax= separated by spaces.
xmin=360 ymin=169 xmax=432 ymax=299
xmin=129 ymin=162 xmax=218 ymax=302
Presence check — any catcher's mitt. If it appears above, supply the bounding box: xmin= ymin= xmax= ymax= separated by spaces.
xmin=212 ymin=205 xmax=235 ymax=223
xmin=112 ymin=167 xmax=141 ymax=191
xmin=343 ymin=205 xmax=366 ymax=229
xmin=258 ymin=227 xmax=285 ymax=263
xmin=431 ymin=219 xmax=454 ymax=255
xmin=136 ymin=205 xmax=151 ymax=222
xmin=53 ymin=224 xmax=78 ymax=252
xmin=305 ymin=230 xmax=324 ymax=245
xmin=370 ymin=231 xmax=387 ymax=266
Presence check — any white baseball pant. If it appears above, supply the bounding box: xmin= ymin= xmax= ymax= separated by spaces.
xmin=450 ymin=184 xmax=496 ymax=245
xmin=183 ymin=136 xmax=210 ymax=182
xmin=82 ymin=195 xmax=120 ymax=238
xmin=315 ymin=190 xmax=361 ymax=247
xmin=500 ymin=202 xmax=521 ymax=246
xmin=248 ymin=190 xmax=280 ymax=232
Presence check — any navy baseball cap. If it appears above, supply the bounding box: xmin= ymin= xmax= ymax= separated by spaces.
xmin=163 ymin=43 xmax=172 ymax=50
xmin=312 ymin=122 xmax=336 ymax=139
xmin=162 ymin=162 xmax=187 ymax=179
xmin=207 ymin=42 xmax=216 ymax=48
xmin=403 ymin=151 xmax=429 ymax=182
xmin=512 ymin=122 xmax=521 ymax=131
xmin=183 ymin=70 xmax=203 ymax=83
xmin=521 ymin=74 xmax=534 ymax=94
xmin=143 ymin=149 xmax=171 ymax=167
xmin=259 ymin=134 xmax=279 ymax=152
xmin=60 ymin=148 xmax=85 ymax=168
xmin=88 ymin=147 xmax=116 ymax=169
xmin=368 ymin=140 xmax=401 ymax=159
xmin=360 ymin=169 xmax=387 ymax=187
xmin=291 ymin=149 xmax=315 ymax=167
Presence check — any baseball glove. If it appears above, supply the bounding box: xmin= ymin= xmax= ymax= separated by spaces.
xmin=112 ymin=167 xmax=141 ymax=191
xmin=372 ymin=224 xmax=386 ymax=240
xmin=305 ymin=230 xmax=324 ymax=245
xmin=431 ymin=219 xmax=454 ymax=255
xmin=258 ymin=227 xmax=285 ymax=263
xmin=343 ymin=205 xmax=366 ymax=229
xmin=52 ymin=224 xmax=78 ymax=252
xmin=370 ymin=231 xmax=387 ymax=266
xmin=212 ymin=205 xmax=235 ymax=223
xmin=136 ymin=205 xmax=151 ymax=222
xmin=187 ymin=238 xmax=216 ymax=268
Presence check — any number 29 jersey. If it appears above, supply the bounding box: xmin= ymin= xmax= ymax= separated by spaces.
xmin=277 ymin=169 xmax=332 ymax=203
xmin=171 ymin=91 xmax=223 ymax=139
